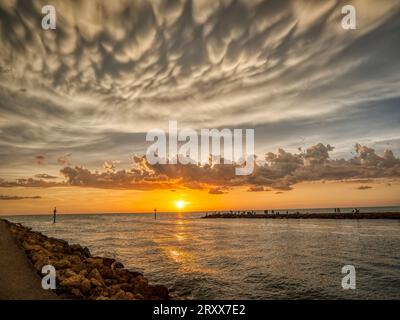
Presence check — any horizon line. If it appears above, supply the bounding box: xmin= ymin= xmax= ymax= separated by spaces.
xmin=1 ymin=204 xmax=400 ymax=217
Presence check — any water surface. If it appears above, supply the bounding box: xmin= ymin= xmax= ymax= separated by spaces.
xmin=6 ymin=212 xmax=400 ymax=299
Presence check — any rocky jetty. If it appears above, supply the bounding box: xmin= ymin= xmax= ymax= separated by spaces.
xmin=5 ymin=220 xmax=169 ymax=300
xmin=202 ymin=212 xmax=400 ymax=219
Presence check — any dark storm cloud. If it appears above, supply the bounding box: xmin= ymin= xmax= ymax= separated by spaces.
xmin=1 ymin=142 xmax=399 ymax=193
xmin=58 ymin=142 xmax=400 ymax=191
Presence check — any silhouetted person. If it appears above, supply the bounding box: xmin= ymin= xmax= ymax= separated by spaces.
xmin=154 ymin=208 xmax=157 ymax=220
xmin=53 ymin=207 xmax=57 ymax=223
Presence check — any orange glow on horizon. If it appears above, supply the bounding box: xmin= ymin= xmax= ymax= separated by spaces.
xmin=0 ymin=179 xmax=399 ymax=215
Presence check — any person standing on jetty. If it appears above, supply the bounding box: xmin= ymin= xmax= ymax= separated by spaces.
xmin=53 ymin=207 xmax=57 ymax=223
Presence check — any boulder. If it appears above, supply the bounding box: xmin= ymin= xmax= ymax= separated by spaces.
xmin=60 ymin=274 xmax=84 ymax=288
xmin=111 ymin=261 xmax=124 ymax=269
xmin=82 ymin=247 xmax=91 ymax=258
xmin=119 ymin=283 xmax=133 ymax=292
xmin=69 ymin=244 xmax=83 ymax=252
xmin=43 ymin=240 xmax=54 ymax=250
xmin=100 ymin=267 xmax=115 ymax=279
xmin=112 ymin=290 xmax=127 ymax=300
xmin=152 ymin=285 xmax=169 ymax=299
xmin=115 ymin=269 xmax=131 ymax=282
xmin=89 ymin=286 xmax=104 ymax=298
xmin=71 ymin=288 xmax=84 ymax=299
xmin=90 ymin=278 xmax=104 ymax=288
xmin=30 ymin=252 xmax=46 ymax=263
xmin=79 ymin=269 xmax=88 ymax=277
xmin=67 ymin=255 xmax=82 ymax=265
xmin=22 ymin=242 xmax=43 ymax=252
xmin=33 ymin=256 xmax=50 ymax=271
xmin=132 ymin=277 xmax=148 ymax=293
xmin=86 ymin=257 xmax=104 ymax=268
xmin=128 ymin=270 xmax=143 ymax=278
xmin=64 ymin=268 xmax=77 ymax=278
xmin=102 ymin=257 xmax=116 ymax=267
xmin=54 ymin=259 xmax=72 ymax=269
xmin=104 ymin=279 xmax=114 ymax=286
xmin=80 ymin=278 xmax=91 ymax=294
xmin=109 ymin=284 xmax=122 ymax=294
xmin=124 ymin=292 xmax=136 ymax=300
xmin=49 ymin=237 xmax=68 ymax=247
xmin=69 ymin=244 xmax=91 ymax=258
xmin=134 ymin=293 xmax=144 ymax=300
xmin=88 ymin=268 xmax=103 ymax=283
xmin=71 ymin=263 xmax=85 ymax=274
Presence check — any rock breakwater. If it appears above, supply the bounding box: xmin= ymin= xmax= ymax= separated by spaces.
xmin=5 ymin=220 xmax=170 ymax=300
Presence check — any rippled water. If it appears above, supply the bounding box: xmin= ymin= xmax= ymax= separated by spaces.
xmin=5 ymin=212 xmax=400 ymax=299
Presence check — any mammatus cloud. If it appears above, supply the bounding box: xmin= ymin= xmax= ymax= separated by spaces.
xmin=1 ymin=143 xmax=399 ymax=193
xmin=0 ymin=1 xmax=399 ymax=138
xmin=0 ymin=195 xmax=41 ymax=200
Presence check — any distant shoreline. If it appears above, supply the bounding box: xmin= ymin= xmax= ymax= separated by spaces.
xmin=202 ymin=212 xmax=400 ymax=220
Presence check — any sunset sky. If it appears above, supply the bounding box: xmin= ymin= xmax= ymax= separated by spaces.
xmin=0 ymin=0 xmax=399 ymax=214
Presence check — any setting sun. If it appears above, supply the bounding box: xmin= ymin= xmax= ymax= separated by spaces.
xmin=176 ymin=200 xmax=185 ymax=210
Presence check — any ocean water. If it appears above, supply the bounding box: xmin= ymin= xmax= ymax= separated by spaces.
xmin=5 ymin=210 xmax=400 ymax=300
